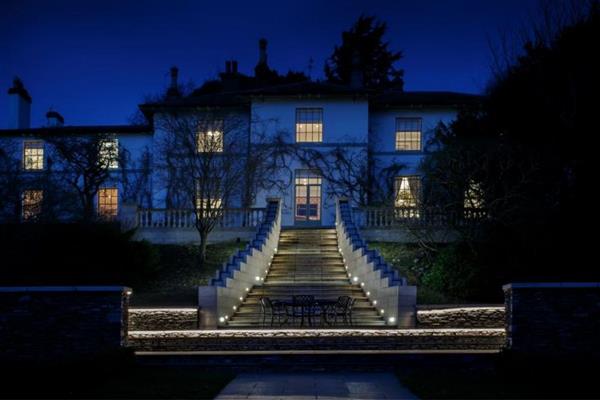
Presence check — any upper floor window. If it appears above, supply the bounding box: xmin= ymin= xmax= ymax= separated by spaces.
xmin=464 ymin=180 xmax=484 ymax=210
xmin=197 ymin=120 xmax=224 ymax=153
xmin=99 ymin=138 xmax=119 ymax=169
xmin=394 ymin=176 xmax=421 ymax=208
xmin=395 ymin=118 xmax=422 ymax=151
xmin=22 ymin=189 xmax=43 ymax=221
xmin=296 ymin=108 xmax=323 ymax=143
xmin=23 ymin=140 xmax=44 ymax=170
xmin=98 ymin=187 xmax=118 ymax=219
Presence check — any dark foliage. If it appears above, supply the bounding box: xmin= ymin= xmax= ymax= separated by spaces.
xmin=325 ymin=15 xmax=404 ymax=89
xmin=0 ymin=223 xmax=159 ymax=286
xmin=421 ymin=3 xmax=599 ymax=287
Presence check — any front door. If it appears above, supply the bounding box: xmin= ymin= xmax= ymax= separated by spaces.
xmin=295 ymin=171 xmax=322 ymax=225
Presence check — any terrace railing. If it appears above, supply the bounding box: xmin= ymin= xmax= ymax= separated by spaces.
xmin=135 ymin=207 xmax=266 ymax=229
xmin=352 ymin=206 xmax=488 ymax=229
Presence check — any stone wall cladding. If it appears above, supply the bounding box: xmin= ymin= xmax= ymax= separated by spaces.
xmin=128 ymin=329 xmax=505 ymax=351
xmin=504 ymin=283 xmax=600 ymax=357
xmin=129 ymin=308 xmax=199 ymax=330
xmin=417 ymin=306 xmax=505 ymax=329
xmin=0 ymin=286 xmax=130 ymax=362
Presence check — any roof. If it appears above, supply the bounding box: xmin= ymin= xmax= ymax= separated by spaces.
xmin=372 ymin=90 xmax=482 ymax=108
xmin=0 ymin=124 xmax=152 ymax=137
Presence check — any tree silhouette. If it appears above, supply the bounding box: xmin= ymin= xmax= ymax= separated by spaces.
xmin=325 ymin=15 xmax=404 ymax=89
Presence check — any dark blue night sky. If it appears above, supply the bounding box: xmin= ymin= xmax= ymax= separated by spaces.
xmin=1 ymin=0 xmax=539 ymax=128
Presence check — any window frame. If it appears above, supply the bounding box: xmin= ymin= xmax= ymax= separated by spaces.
xmin=99 ymin=138 xmax=119 ymax=169
xmin=393 ymin=175 xmax=422 ymax=208
xmin=21 ymin=189 xmax=43 ymax=221
xmin=97 ymin=187 xmax=119 ymax=219
xmin=22 ymin=140 xmax=45 ymax=171
xmin=196 ymin=120 xmax=224 ymax=153
xmin=395 ymin=117 xmax=422 ymax=152
xmin=295 ymin=108 xmax=323 ymax=143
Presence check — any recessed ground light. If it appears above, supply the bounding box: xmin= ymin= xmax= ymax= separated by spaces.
xmin=388 ymin=317 xmax=396 ymax=324
xmin=219 ymin=317 xmax=225 ymax=323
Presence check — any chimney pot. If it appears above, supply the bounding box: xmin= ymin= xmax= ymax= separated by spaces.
xmin=46 ymin=110 xmax=64 ymax=127
xmin=258 ymin=38 xmax=268 ymax=66
xmin=232 ymin=60 xmax=238 ymax=74
xmin=7 ymin=77 xmax=31 ymax=129
xmin=170 ymin=66 xmax=179 ymax=88
xmin=225 ymin=61 xmax=232 ymax=74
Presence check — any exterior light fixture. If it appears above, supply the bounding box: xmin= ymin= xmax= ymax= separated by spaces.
xmin=366 ymin=291 xmax=370 ymax=296
xmin=388 ymin=317 xmax=396 ymax=324
xmin=353 ymin=276 xmax=358 ymax=282
xmin=245 ymin=288 xmax=249 ymax=292
xmin=219 ymin=317 xmax=225 ymax=323
xmin=255 ymin=276 xmax=260 ymax=281
xmin=239 ymin=297 xmax=243 ymax=301
xmin=125 ymin=289 xmax=133 ymax=296
xmin=225 ymin=315 xmax=229 ymax=320
xmin=360 ymin=282 xmax=365 ymax=287
xmin=373 ymin=300 xmax=377 ymax=305
xmin=233 ymin=305 xmax=237 ymax=310
xmin=380 ymin=309 xmax=385 ymax=314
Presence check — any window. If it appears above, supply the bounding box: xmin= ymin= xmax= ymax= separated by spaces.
xmin=395 ymin=118 xmax=422 ymax=151
xmin=99 ymin=139 xmax=119 ymax=169
xmin=394 ymin=176 xmax=421 ymax=207
xmin=295 ymin=170 xmax=322 ymax=222
xmin=464 ymin=181 xmax=484 ymax=209
xmin=296 ymin=108 xmax=323 ymax=142
xmin=196 ymin=197 xmax=223 ymax=217
xmin=23 ymin=140 xmax=44 ymax=170
xmin=98 ymin=188 xmax=118 ymax=219
xmin=22 ymin=190 xmax=43 ymax=221
xmin=197 ymin=120 xmax=224 ymax=153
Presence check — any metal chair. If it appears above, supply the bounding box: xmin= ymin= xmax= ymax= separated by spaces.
xmin=259 ymin=297 xmax=287 ymax=327
xmin=331 ymin=296 xmax=352 ymax=326
xmin=290 ymin=295 xmax=315 ymax=326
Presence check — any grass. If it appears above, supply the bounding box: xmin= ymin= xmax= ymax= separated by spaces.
xmin=368 ymin=241 xmax=463 ymax=304
xmin=131 ymin=241 xmax=246 ymax=307
xmin=396 ymin=354 xmax=599 ymax=399
xmin=1 ymin=363 xmax=235 ymax=399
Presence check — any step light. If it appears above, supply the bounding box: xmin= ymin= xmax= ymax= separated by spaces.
xmin=388 ymin=317 xmax=396 ymax=324
xmin=380 ymin=309 xmax=385 ymax=314
xmin=232 ymin=305 xmax=237 ymax=310
xmin=373 ymin=300 xmax=377 ymax=305
xmin=353 ymin=276 xmax=358 ymax=282
xmin=366 ymin=291 xmax=370 ymax=296
xmin=219 ymin=317 xmax=225 ymax=323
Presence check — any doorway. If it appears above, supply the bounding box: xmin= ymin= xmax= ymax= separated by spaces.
xmin=294 ymin=170 xmax=322 ymax=225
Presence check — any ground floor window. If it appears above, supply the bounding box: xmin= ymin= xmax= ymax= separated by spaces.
xmin=394 ymin=176 xmax=421 ymax=217
xmin=22 ymin=189 xmax=43 ymax=221
xmin=295 ymin=170 xmax=322 ymax=222
xmin=195 ymin=197 xmax=223 ymax=217
xmin=98 ymin=188 xmax=118 ymax=219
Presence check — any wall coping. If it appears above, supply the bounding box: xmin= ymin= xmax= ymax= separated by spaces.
xmin=0 ymin=286 xmax=132 ymax=293
xmin=503 ymin=282 xmax=600 ymax=290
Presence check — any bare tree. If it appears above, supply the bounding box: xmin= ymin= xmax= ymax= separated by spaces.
xmin=45 ymin=134 xmax=118 ymax=221
xmin=0 ymin=139 xmax=24 ymax=222
xmin=119 ymin=147 xmax=153 ymax=208
xmin=155 ymin=109 xmax=290 ymax=263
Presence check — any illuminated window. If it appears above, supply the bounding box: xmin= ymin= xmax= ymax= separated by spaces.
xmin=197 ymin=120 xmax=224 ymax=153
xmin=99 ymin=139 xmax=119 ymax=169
xmin=23 ymin=140 xmax=44 ymax=170
xmin=464 ymin=181 xmax=484 ymax=209
xmin=394 ymin=176 xmax=421 ymax=207
xmin=98 ymin=188 xmax=118 ymax=219
xmin=295 ymin=170 xmax=322 ymax=222
xmin=395 ymin=118 xmax=422 ymax=151
xmin=296 ymin=108 xmax=323 ymax=142
xmin=196 ymin=197 xmax=223 ymax=217
xmin=22 ymin=190 xmax=43 ymax=221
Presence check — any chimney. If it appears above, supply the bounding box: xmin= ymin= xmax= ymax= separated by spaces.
xmin=231 ymin=60 xmax=238 ymax=74
xmin=225 ymin=61 xmax=232 ymax=74
xmin=166 ymin=66 xmax=181 ymax=98
xmin=46 ymin=110 xmax=64 ymax=127
xmin=7 ymin=77 xmax=31 ymax=129
xmin=350 ymin=50 xmax=363 ymax=89
xmin=258 ymin=38 xmax=268 ymax=66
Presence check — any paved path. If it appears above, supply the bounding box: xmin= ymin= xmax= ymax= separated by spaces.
xmin=215 ymin=372 xmax=418 ymax=399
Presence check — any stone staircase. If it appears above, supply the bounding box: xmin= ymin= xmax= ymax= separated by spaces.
xmin=226 ymin=228 xmax=386 ymax=328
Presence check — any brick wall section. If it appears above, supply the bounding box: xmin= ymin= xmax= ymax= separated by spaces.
xmin=504 ymin=283 xmax=600 ymax=357
xmin=129 ymin=308 xmax=199 ymax=330
xmin=0 ymin=286 xmax=130 ymax=362
xmin=417 ymin=306 xmax=505 ymax=328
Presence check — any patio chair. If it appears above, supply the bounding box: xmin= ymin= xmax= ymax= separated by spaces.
xmin=259 ymin=297 xmax=287 ymax=327
xmin=290 ymin=295 xmax=315 ymax=327
xmin=331 ymin=296 xmax=352 ymax=326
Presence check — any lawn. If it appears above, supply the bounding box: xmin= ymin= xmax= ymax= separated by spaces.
xmin=130 ymin=241 xmax=246 ymax=307
xmin=368 ymin=241 xmax=463 ymax=304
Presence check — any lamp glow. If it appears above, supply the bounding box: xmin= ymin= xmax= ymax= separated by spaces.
xmin=219 ymin=317 xmax=225 ymax=323
xmin=373 ymin=300 xmax=377 ymax=305
xmin=353 ymin=276 xmax=358 ymax=282
xmin=388 ymin=317 xmax=396 ymax=324
xmin=233 ymin=305 xmax=237 ymax=310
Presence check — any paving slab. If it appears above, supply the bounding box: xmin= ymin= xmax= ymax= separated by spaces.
xmin=215 ymin=372 xmax=418 ymax=399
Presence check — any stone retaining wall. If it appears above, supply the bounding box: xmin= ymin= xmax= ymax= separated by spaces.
xmin=129 ymin=328 xmax=505 ymax=352
xmin=504 ymin=282 xmax=600 ymax=357
xmin=417 ymin=306 xmax=505 ymax=328
xmin=129 ymin=308 xmax=199 ymax=330
xmin=0 ymin=286 xmax=130 ymax=362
